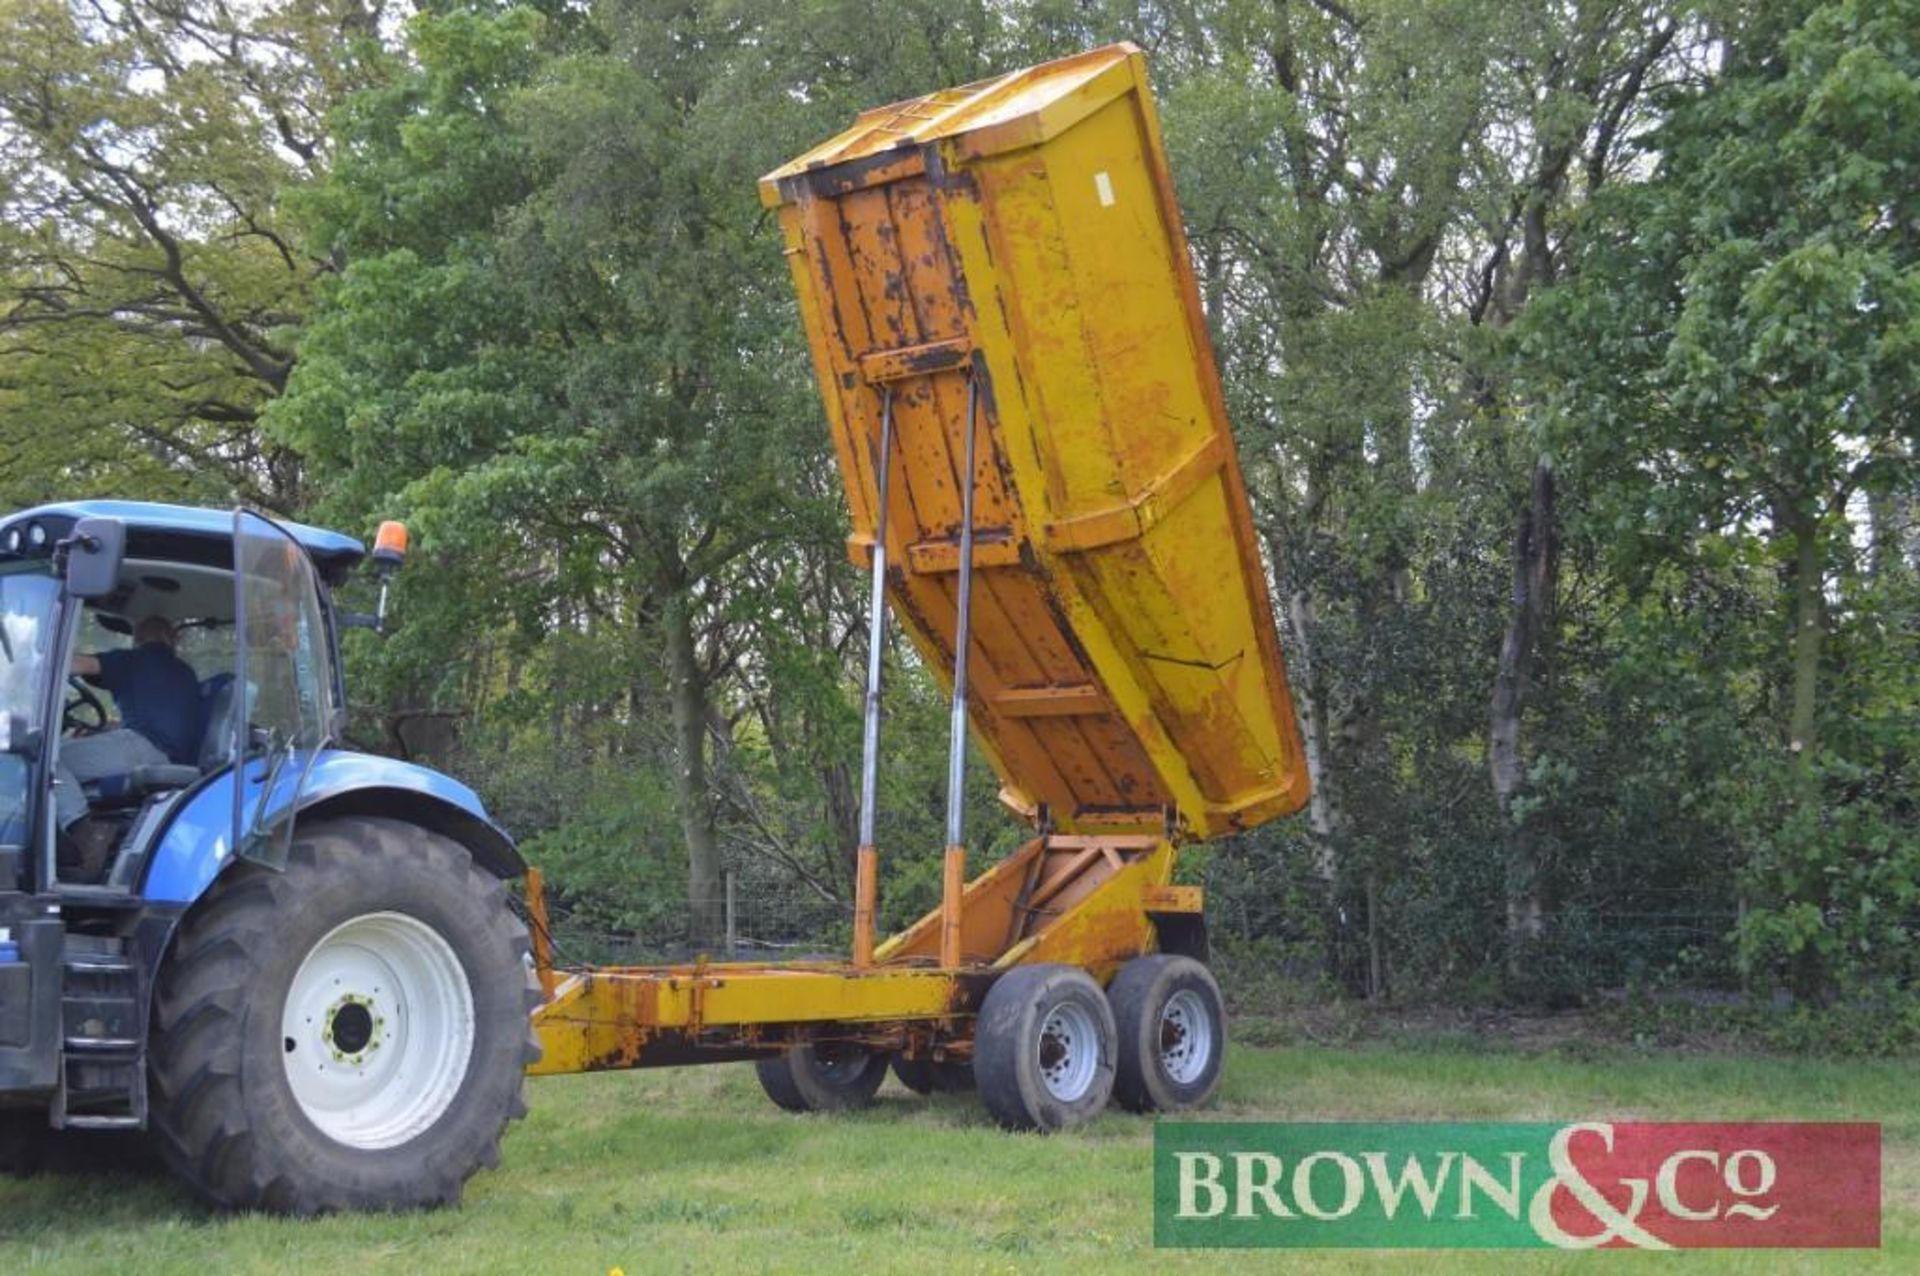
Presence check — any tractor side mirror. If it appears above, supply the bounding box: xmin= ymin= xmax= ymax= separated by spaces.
xmin=61 ymin=517 xmax=126 ymax=600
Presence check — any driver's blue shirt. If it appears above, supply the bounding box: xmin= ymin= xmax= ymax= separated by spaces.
xmin=92 ymin=642 xmax=202 ymax=765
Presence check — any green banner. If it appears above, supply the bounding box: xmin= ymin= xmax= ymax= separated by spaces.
xmin=1155 ymin=1122 xmax=1558 ymax=1249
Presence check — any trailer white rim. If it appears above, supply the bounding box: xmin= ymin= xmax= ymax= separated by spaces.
xmin=280 ymin=911 xmax=475 ymax=1150
xmin=1037 ymin=999 xmax=1101 ymax=1102
xmin=1159 ymin=988 xmax=1213 ymax=1085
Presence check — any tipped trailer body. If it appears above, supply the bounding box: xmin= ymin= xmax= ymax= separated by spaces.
xmin=530 ymin=43 xmax=1308 ymax=1128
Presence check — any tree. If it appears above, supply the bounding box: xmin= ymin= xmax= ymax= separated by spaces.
xmin=273 ymin=0 xmax=1008 ymax=942
xmin=1069 ymin=0 xmax=1694 ymax=993
xmin=1527 ymin=0 xmax=1920 ymax=994
xmin=1532 ymin=0 xmax=1920 ymax=764
xmin=0 ymin=0 xmax=392 ymax=508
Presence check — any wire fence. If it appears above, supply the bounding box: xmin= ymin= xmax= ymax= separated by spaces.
xmin=1201 ymin=860 xmax=1743 ymax=997
xmin=526 ymin=873 xmax=851 ymax=969
xmin=517 ymin=855 xmax=1743 ymax=999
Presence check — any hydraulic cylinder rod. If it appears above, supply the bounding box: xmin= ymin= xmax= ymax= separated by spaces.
xmin=852 ymin=386 xmax=894 ymax=967
xmin=940 ymin=373 xmax=981 ymax=968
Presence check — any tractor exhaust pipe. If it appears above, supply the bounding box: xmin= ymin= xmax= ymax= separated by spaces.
xmin=852 ymin=386 xmax=895 ymax=968
xmin=940 ymin=373 xmax=982 ymax=969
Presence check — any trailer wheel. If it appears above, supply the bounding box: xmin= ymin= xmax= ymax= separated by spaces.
xmin=975 ymin=964 xmax=1116 ymax=1131
xmin=755 ymin=1043 xmax=888 ymax=1112
xmin=1109 ymin=954 xmax=1225 ymax=1113
xmin=890 ymin=1055 xmax=973 ymax=1095
xmin=147 ymin=817 xmax=540 ymax=1213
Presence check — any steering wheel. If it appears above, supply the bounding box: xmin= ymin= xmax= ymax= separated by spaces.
xmin=64 ymin=676 xmax=109 ymax=735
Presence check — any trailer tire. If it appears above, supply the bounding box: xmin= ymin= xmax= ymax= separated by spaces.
xmin=974 ymin=964 xmax=1115 ymax=1132
xmin=1109 ymin=955 xmax=1225 ymax=1113
xmin=755 ymin=1043 xmax=888 ymax=1113
xmin=890 ymin=1056 xmax=973 ymax=1095
xmin=147 ymin=817 xmax=540 ymax=1213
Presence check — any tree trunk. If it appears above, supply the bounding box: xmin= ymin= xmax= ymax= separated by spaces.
xmin=1490 ymin=460 xmax=1555 ymax=952
xmin=1868 ymin=461 xmax=1917 ymax=580
xmin=1787 ymin=519 xmax=1824 ymax=761
xmin=1901 ymin=483 xmax=1920 ymax=574
xmin=1284 ymin=586 xmax=1342 ymax=880
xmin=1365 ymin=865 xmax=1385 ymax=1001
xmin=664 ymin=589 xmax=724 ymax=945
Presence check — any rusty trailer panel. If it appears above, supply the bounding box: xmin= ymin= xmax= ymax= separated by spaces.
xmin=760 ymin=42 xmax=1308 ymax=841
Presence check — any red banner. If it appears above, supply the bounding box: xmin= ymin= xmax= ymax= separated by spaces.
xmin=1547 ymin=1122 xmax=1879 ymax=1249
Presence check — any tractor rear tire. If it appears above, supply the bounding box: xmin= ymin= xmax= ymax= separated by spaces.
xmin=147 ymin=817 xmax=540 ymax=1213
xmin=1108 ymin=955 xmax=1225 ymax=1113
xmin=974 ymin=964 xmax=1116 ymax=1132
xmin=755 ymin=1043 xmax=888 ymax=1113
xmin=890 ymin=1055 xmax=973 ymax=1095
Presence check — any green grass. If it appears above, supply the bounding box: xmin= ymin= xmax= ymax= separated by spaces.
xmin=2 ymin=1038 xmax=1914 ymax=1273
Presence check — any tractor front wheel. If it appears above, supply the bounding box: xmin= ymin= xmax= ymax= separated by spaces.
xmin=148 ymin=817 xmax=539 ymax=1213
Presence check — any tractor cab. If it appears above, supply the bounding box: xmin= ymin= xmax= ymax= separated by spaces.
xmin=0 ymin=503 xmax=360 ymax=895
xmin=1 ymin=502 xmax=531 ymax=1204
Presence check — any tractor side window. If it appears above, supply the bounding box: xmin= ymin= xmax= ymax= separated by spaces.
xmin=235 ymin=521 xmax=332 ymax=758
xmin=0 ymin=564 xmax=59 ymax=736
xmin=232 ymin=511 xmax=336 ymax=866
xmin=0 ymin=564 xmax=60 ymax=848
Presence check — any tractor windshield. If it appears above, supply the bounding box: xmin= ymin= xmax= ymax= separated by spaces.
xmin=231 ymin=511 xmax=336 ymax=867
xmin=0 ymin=563 xmax=60 ymax=847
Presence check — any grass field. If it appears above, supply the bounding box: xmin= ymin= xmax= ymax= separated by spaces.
xmin=1 ymin=1034 xmax=1913 ymax=1273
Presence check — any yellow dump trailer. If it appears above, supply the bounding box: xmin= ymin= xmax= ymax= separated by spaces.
xmin=528 ymin=43 xmax=1308 ymax=1131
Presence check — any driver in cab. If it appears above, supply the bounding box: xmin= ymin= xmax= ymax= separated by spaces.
xmin=56 ymin=615 xmax=201 ymax=871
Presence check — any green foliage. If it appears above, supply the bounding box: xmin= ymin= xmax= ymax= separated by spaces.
xmin=6 ymin=0 xmax=1915 ymax=1021
xmin=0 ymin=1 xmax=392 ymax=508
xmin=1525 ymin=0 xmax=1920 ymax=999
xmin=271 ymin=1 xmax=1023 ymax=938
xmin=1602 ymin=988 xmax=1920 ymax=1058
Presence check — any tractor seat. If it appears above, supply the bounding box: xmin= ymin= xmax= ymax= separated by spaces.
xmin=81 ymin=674 xmax=241 ymax=810
xmin=83 ymin=764 xmax=202 ymax=807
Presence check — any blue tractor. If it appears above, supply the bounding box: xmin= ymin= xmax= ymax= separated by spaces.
xmin=0 ymin=502 xmax=538 ymax=1212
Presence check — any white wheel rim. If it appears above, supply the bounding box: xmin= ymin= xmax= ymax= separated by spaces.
xmin=1037 ymin=999 xmax=1101 ymax=1102
xmin=280 ymin=911 xmax=475 ymax=1151
xmin=1160 ymin=988 xmax=1213 ymax=1085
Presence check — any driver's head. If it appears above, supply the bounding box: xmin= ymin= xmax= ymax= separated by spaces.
xmin=134 ymin=615 xmax=177 ymax=648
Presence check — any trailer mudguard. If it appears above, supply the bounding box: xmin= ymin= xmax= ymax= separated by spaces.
xmin=141 ymin=749 xmax=522 ymax=905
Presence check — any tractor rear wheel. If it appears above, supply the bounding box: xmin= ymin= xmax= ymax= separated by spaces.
xmin=974 ymin=964 xmax=1116 ymax=1131
xmin=755 ymin=1043 xmax=888 ymax=1112
xmin=890 ymin=1055 xmax=973 ymax=1095
xmin=1108 ymin=954 xmax=1225 ymax=1113
xmin=148 ymin=817 xmax=540 ymax=1213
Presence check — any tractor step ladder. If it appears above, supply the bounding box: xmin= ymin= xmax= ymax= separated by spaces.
xmin=52 ymin=948 xmax=147 ymax=1130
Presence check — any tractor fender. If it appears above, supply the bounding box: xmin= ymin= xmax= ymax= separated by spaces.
xmin=141 ymin=749 xmax=522 ymax=905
